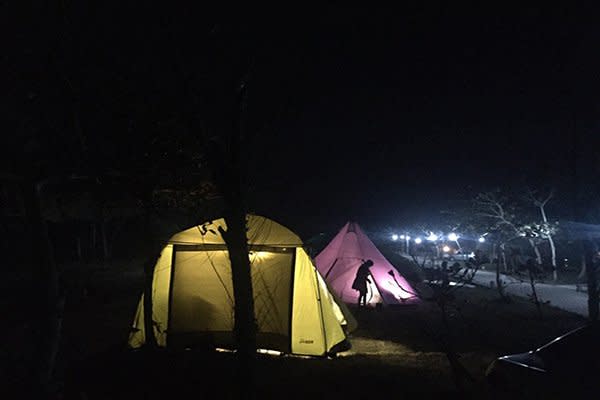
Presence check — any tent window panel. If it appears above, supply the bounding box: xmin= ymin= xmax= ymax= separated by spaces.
xmin=169 ymin=250 xmax=293 ymax=336
xmin=250 ymin=251 xmax=293 ymax=338
xmin=170 ymin=250 xmax=235 ymax=333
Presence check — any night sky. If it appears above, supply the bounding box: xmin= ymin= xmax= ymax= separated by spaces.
xmin=6 ymin=5 xmax=600 ymax=237
xmin=246 ymin=6 xmax=600 ymax=233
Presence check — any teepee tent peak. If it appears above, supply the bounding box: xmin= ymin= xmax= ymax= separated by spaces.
xmin=128 ymin=215 xmax=353 ymax=357
xmin=315 ymin=222 xmax=419 ymax=306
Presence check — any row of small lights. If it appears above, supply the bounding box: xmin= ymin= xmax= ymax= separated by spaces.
xmin=391 ymin=233 xmax=486 ymax=244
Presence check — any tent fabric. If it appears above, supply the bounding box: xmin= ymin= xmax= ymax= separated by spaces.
xmin=315 ymin=222 xmax=419 ymax=306
xmin=169 ymin=215 xmax=303 ymax=246
xmin=317 ymin=272 xmax=358 ymax=333
xmin=128 ymin=215 xmax=352 ymax=356
xmin=128 ymin=244 xmax=173 ymax=348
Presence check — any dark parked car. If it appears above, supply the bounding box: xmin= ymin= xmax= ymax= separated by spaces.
xmin=486 ymin=323 xmax=600 ymax=397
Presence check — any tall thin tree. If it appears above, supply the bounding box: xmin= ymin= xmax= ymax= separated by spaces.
xmin=526 ymin=188 xmax=559 ymax=281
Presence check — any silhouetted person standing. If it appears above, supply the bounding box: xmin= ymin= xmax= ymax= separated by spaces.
xmin=352 ymin=259 xmax=373 ymax=307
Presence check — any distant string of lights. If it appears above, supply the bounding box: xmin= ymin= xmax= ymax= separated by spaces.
xmin=390 ymin=231 xmax=486 ymax=244
xmin=386 ymin=229 xmax=488 ymax=261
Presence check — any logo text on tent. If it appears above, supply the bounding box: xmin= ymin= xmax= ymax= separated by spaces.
xmin=299 ymin=339 xmax=314 ymax=344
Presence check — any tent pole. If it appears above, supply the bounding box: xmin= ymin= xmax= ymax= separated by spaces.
xmin=324 ymin=258 xmax=339 ymax=279
xmin=165 ymin=245 xmax=178 ymax=347
xmin=288 ymin=249 xmax=297 ymax=353
xmin=313 ymin=266 xmax=328 ymax=355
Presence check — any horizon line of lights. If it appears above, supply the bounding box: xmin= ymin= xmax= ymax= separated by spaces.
xmin=391 ymin=232 xmax=486 ymax=243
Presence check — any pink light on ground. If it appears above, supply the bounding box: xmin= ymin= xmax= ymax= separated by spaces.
xmin=383 ymin=276 xmax=414 ymax=300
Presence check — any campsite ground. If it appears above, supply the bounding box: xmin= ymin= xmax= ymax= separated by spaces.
xmin=2 ymin=257 xmax=587 ymax=399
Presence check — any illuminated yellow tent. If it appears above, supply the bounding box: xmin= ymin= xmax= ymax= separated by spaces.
xmin=128 ymin=215 xmax=354 ymax=356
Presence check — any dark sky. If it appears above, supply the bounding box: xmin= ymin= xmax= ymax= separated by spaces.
xmin=6 ymin=5 xmax=600 ymax=237
xmin=244 ymin=6 xmax=600 ymax=234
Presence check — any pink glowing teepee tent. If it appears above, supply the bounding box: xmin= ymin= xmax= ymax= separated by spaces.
xmin=315 ymin=222 xmax=418 ymax=306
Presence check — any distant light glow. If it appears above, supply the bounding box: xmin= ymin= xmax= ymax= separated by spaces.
xmin=426 ymin=233 xmax=438 ymax=241
xmin=478 ymin=237 xmax=486 ymax=243
xmin=406 ymin=235 xmax=411 ymax=240
xmin=215 ymin=347 xmax=235 ymax=353
xmin=391 ymin=234 xmax=399 ymax=241
xmin=447 ymin=232 xmax=459 ymax=241
xmin=217 ymin=347 xmax=283 ymax=356
xmin=257 ymin=348 xmax=283 ymax=356
xmin=399 ymin=234 xmax=405 ymax=240
xmin=442 ymin=245 xmax=451 ymax=253
xmin=414 ymin=237 xmax=422 ymax=244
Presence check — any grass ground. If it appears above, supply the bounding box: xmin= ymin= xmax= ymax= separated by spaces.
xmin=2 ymin=258 xmax=587 ymax=399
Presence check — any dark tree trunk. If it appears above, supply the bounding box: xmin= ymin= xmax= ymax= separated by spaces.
xmin=500 ymin=243 xmax=508 ymax=272
xmin=527 ymin=265 xmax=543 ymax=319
xmin=142 ymin=261 xmax=158 ymax=348
xmin=90 ymin=222 xmax=97 ymax=260
xmin=142 ymin=243 xmax=162 ymax=348
xmin=220 ymin=209 xmax=256 ymax=399
xmin=217 ymin=139 xmax=256 ymax=398
xmin=495 ymin=244 xmax=506 ymax=300
xmin=583 ymin=240 xmax=599 ymax=322
xmin=101 ymin=220 xmax=110 ymax=262
xmin=76 ymin=236 xmax=82 ymax=261
xmin=578 ymin=254 xmax=587 ymax=280
xmin=21 ymin=179 xmax=64 ymax=397
xmin=441 ymin=263 xmax=449 ymax=289
xmin=207 ymin=83 xmax=256 ymax=398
